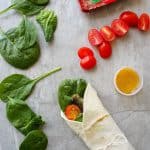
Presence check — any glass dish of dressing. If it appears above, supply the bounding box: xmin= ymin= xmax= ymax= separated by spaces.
xmin=114 ymin=67 xmax=143 ymax=96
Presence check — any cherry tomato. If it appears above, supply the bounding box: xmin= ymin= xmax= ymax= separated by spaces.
xmin=138 ymin=13 xmax=150 ymax=31
xmin=88 ymin=29 xmax=104 ymax=46
xmin=78 ymin=47 xmax=94 ymax=59
xmin=100 ymin=26 xmax=116 ymax=42
xmin=80 ymin=56 xmax=96 ymax=70
xmin=111 ymin=19 xmax=129 ymax=36
xmin=65 ymin=104 xmax=81 ymax=120
xmin=98 ymin=41 xmax=112 ymax=59
xmin=120 ymin=11 xmax=138 ymax=27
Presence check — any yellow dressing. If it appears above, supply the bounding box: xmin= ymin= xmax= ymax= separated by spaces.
xmin=115 ymin=67 xmax=140 ymax=94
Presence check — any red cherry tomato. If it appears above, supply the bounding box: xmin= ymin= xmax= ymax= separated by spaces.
xmin=120 ymin=11 xmax=138 ymax=27
xmin=98 ymin=41 xmax=112 ymax=59
xmin=138 ymin=13 xmax=150 ymax=31
xmin=65 ymin=104 xmax=81 ymax=120
xmin=80 ymin=56 xmax=96 ymax=70
xmin=88 ymin=29 xmax=104 ymax=46
xmin=78 ymin=47 xmax=94 ymax=59
xmin=100 ymin=26 xmax=116 ymax=42
xmin=111 ymin=19 xmax=129 ymax=36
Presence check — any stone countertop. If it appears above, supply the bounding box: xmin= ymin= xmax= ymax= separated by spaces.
xmin=0 ymin=0 xmax=150 ymax=150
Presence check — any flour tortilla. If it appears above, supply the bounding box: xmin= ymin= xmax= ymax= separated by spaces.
xmin=61 ymin=84 xmax=134 ymax=150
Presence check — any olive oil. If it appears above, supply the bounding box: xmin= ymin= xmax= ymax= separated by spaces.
xmin=115 ymin=67 xmax=140 ymax=94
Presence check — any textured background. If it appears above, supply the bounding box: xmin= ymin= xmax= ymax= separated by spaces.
xmin=0 ymin=0 xmax=150 ymax=150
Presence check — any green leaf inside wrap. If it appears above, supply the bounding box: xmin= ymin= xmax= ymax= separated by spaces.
xmin=58 ymin=79 xmax=87 ymax=112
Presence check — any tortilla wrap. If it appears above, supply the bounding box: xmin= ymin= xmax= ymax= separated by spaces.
xmin=61 ymin=84 xmax=134 ymax=150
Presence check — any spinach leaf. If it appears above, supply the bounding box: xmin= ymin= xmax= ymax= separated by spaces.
xmin=0 ymin=0 xmax=47 ymax=16
xmin=36 ymin=10 xmax=57 ymax=42
xmin=75 ymin=113 xmax=83 ymax=122
xmin=0 ymin=67 xmax=61 ymax=102
xmin=7 ymin=98 xmax=45 ymax=135
xmin=30 ymin=0 xmax=49 ymax=5
xmin=19 ymin=130 xmax=48 ymax=150
xmin=0 ymin=16 xmax=40 ymax=69
xmin=58 ymin=79 xmax=87 ymax=111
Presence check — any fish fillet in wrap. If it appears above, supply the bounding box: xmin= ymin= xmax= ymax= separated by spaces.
xmin=58 ymin=79 xmax=134 ymax=150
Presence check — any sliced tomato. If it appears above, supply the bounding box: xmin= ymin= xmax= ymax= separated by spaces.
xmin=78 ymin=47 xmax=94 ymax=59
xmin=98 ymin=41 xmax=112 ymax=59
xmin=80 ymin=56 xmax=96 ymax=70
xmin=138 ymin=13 xmax=150 ymax=31
xmin=120 ymin=11 xmax=138 ymax=27
xmin=65 ymin=104 xmax=81 ymax=120
xmin=88 ymin=29 xmax=104 ymax=46
xmin=111 ymin=19 xmax=129 ymax=36
xmin=100 ymin=26 xmax=116 ymax=42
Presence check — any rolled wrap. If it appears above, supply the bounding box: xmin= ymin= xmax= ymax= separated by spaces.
xmin=61 ymin=84 xmax=134 ymax=150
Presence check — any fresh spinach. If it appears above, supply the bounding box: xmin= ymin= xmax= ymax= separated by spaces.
xmin=0 ymin=16 xmax=40 ymax=69
xmin=0 ymin=0 xmax=49 ymax=16
xmin=7 ymin=98 xmax=45 ymax=135
xmin=19 ymin=130 xmax=48 ymax=150
xmin=36 ymin=10 xmax=57 ymax=42
xmin=0 ymin=67 xmax=61 ymax=102
xmin=30 ymin=0 xmax=49 ymax=5
xmin=58 ymin=79 xmax=87 ymax=112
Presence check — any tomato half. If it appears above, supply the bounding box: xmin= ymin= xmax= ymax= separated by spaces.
xmin=78 ymin=47 xmax=94 ymax=59
xmin=98 ymin=41 xmax=112 ymax=59
xmin=111 ymin=19 xmax=129 ymax=36
xmin=88 ymin=29 xmax=104 ymax=46
xmin=65 ymin=104 xmax=81 ymax=120
xmin=80 ymin=56 xmax=96 ymax=70
xmin=138 ymin=13 xmax=150 ymax=31
xmin=100 ymin=26 xmax=116 ymax=42
xmin=120 ymin=11 xmax=138 ymax=27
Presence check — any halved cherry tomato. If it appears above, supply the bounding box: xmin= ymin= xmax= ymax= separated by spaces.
xmin=120 ymin=11 xmax=138 ymax=27
xmin=111 ymin=19 xmax=129 ymax=36
xmin=65 ymin=104 xmax=81 ymax=120
xmin=138 ymin=13 xmax=150 ymax=31
xmin=88 ymin=29 xmax=104 ymax=46
xmin=80 ymin=56 xmax=96 ymax=70
xmin=78 ymin=47 xmax=94 ymax=59
xmin=100 ymin=26 xmax=116 ymax=42
xmin=98 ymin=41 xmax=112 ymax=59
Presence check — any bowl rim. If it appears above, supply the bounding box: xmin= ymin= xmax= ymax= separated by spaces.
xmin=114 ymin=66 xmax=143 ymax=96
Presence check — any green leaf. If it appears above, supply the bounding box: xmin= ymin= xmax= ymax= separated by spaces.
xmin=19 ymin=130 xmax=48 ymax=150
xmin=0 ymin=16 xmax=40 ymax=69
xmin=30 ymin=0 xmax=49 ymax=5
xmin=0 ymin=0 xmax=47 ymax=16
xmin=75 ymin=113 xmax=83 ymax=122
xmin=36 ymin=10 xmax=57 ymax=42
xmin=7 ymin=98 xmax=45 ymax=135
xmin=58 ymin=79 xmax=87 ymax=111
xmin=0 ymin=67 xmax=62 ymax=102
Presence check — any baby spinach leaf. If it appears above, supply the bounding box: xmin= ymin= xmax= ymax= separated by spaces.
xmin=58 ymin=79 xmax=87 ymax=111
xmin=36 ymin=10 xmax=57 ymax=42
xmin=0 ymin=0 xmax=47 ymax=16
xmin=30 ymin=0 xmax=49 ymax=5
xmin=7 ymin=98 xmax=45 ymax=135
xmin=19 ymin=130 xmax=48 ymax=150
xmin=0 ymin=16 xmax=40 ymax=69
xmin=75 ymin=113 xmax=83 ymax=122
xmin=0 ymin=67 xmax=62 ymax=102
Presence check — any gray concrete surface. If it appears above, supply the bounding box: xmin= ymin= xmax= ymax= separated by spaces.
xmin=0 ymin=0 xmax=150 ymax=150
